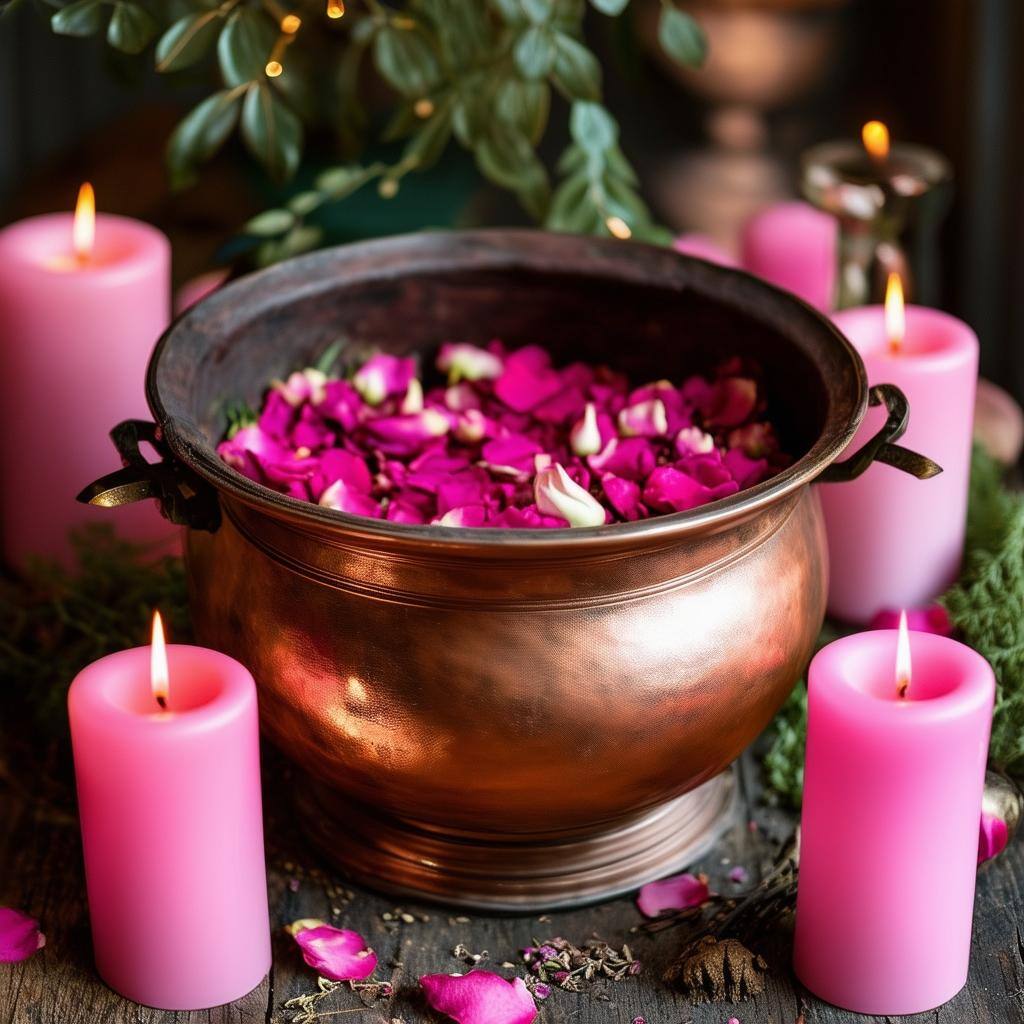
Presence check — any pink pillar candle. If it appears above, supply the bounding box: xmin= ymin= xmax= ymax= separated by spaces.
xmin=819 ymin=305 xmax=978 ymax=622
xmin=68 ymin=643 xmax=271 ymax=1009
xmin=672 ymin=233 xmax=739 ymax=268
xmin=0 ymin=200 xmax=172 ymax=568
xmin=740 ymin=201 xmax=837 ymax=312
xmin=794 ymin=628 xmax=994 ymax=1014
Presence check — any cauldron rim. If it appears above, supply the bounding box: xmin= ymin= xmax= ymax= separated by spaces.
xmin=148 ymin=229 xmax=866 ymax=552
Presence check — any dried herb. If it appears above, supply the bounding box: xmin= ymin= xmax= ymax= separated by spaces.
xmin=664 ymin=936 xmax=767 ymax=1003
xmin=521 ymin=935 xmax=641 ymax=995
xmin=641 ymin=835 xmax=799 ymax=942
xmin=284 ymin=976 xmax=393 ymax=1024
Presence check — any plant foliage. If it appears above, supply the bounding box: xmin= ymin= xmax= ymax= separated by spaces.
xmin=762 ymin=445 xmax=1024 ymax=806
xmin=34 ymin=0 xmax=707 ymax=258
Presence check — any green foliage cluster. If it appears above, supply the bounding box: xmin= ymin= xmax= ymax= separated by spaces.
xmin=0 ymin=526 xmax=189 ymax=737
xmin=762 ymin=446 xmax=1024 ymax=807
xmin=24 ymin=0 xmax=706 ymax=260
xmin=943 ymin=448 xmax=1024 ymax=773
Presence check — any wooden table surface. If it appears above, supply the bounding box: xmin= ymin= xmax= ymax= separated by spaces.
xmin=2 ymin=749 xmax=1021 ymax=1024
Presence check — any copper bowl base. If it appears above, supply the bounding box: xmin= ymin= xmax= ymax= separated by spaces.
xmin=297 ymin=768 xmax=739 ymax=911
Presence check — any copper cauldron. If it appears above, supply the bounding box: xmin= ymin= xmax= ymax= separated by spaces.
xmin=81 ymin=231 xmax=939 ymax=909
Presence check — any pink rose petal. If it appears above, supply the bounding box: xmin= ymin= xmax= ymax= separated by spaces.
xmin=494 ymin=347 xmax=563 ymax=412
xmin=435 ymin=505 xmax=489 ymax=528
xmin=643 ymin=465 xmax=738 ymax=513
xmin=0 ymin=908 xmax=44 ymax=962
xmin=601 ymin=473 xmax=646 ymax=522
xmin=291 ymin=923 xmax=378 ymax=981
xmin=703 ymin=377 xmax=758 ymax=428
xmin=636 ymin=872 xmax=710 ymax=917
xmin=482 ymin=435 xmax=543 ymax=475
xmin=723 ymin=447 xmax=770 ymax=489
xmin=979 ymin=812 xmax=1010 ymax=864
xmin=420 ymin=970 xmax=537 ymax=1024
xmin=588 ymin=438 xmax=657 ymax=481
xmin=352 ymin=354 xmax=416 ymax=406
xmin=319 ymin=480 xmax=382 ymax=518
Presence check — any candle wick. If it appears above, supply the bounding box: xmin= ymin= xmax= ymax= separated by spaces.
xmin=155 ymin=694 xmax=168 ymax=711
xmin=896 ymin=676 xmax=909 ymax=699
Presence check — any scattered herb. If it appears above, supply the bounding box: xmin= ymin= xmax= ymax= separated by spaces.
xmin=285 ymin=976 xmax=393 ymax=1024
xmin=521 ymin=935 xmax=641 ymax=995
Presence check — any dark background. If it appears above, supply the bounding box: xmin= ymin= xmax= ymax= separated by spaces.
xmin=2 ymin=0 xmax=1022 ymax=399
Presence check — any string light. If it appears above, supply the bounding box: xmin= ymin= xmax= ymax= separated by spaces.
xmin=327 ymin=0 xmax=345 ymax=17
xmin=605 ymin=215 xmax=632 ymax=240
xmin=265 ymin=59 xmax=284 ymax=77
xmin=414 ymin=98 xmax=435 ymax=118
xmin=281 ymin=12 xmax=301 ymax=33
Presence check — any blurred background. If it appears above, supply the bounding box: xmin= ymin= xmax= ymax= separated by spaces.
xmin=2 ymin=0 xmax=1022 ymax=398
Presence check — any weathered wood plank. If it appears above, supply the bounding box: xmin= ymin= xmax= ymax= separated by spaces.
xmin=2 ymin=754 xmax=1022 ymax=1024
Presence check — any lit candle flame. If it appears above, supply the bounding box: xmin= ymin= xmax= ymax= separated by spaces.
xmin=151 ymin=610 xmax=169 ymax=710
xmin=73 ymin=182 xmax=96 ymax=263
xmin=862 ymin=120 xmax=890 ymax=164
xmin=885 ymin=271 xmax=905 ymax=354
xmin=895 ymin=609 xmax=911 ymax=699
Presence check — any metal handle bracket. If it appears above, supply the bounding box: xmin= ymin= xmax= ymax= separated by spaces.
xmin=819 ymin=383 xmax=943 ymax=484
xmin=77 ymin=420 xmax=221 ymax=532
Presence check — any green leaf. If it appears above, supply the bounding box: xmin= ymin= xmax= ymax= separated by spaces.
xmin=545 ymin=170 xmax=594 ymax=233
xmin=287 ymin=191 xmax=323 ymax=217
xmin=241 ymin=84 xmax=303 ymax=182
xmin=279 ymin=223 xmax=323 ymax=258
xmin=218 ymin=7 xmax=275 ymax=87
xmin=589 ymin=0 xmax=628 ymax=13
xmin=373 ymin=24 xmax=441 ymax=97
xmin=314 ymin=164 xmax=383 ymax=200
xmin=657 ymin=5 xmax=706 ymax=68
xmin=551 ymin=31 xmax=601 ymax=101
xmin=475 ymin=125 xmax=549 ymax=220
xmin=50 ymin=0 xmax=104 ymax=37
xmin=520 ymin=0 xmax=551 ymax=23
xmin=156 ymin=10 xmax=223 ymax=73
xmin=166 ymin=89 xmax=242 ymax=189
xmin=494 ymin=77 xmax=549 ymax=145
xmin=569 ymin=100 xmax=617 ymax=154
xmin=106 ymin=1 xmax=157 ymax=54
xmin=489 ymin=0 xmax=528 ymax=26
xmin=243 ymin=208 xmax=296 ymax=236
xmin=513 ymin=25 xmax=556 ymax=79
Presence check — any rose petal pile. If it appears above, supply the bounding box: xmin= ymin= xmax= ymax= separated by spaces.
xmin=219 ymin=343 xmax=790 ymax=529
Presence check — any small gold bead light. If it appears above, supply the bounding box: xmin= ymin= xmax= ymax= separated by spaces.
xmin=379 ymin=178 xmax=399 ymax=199
xmin=414 ymin=98 xmax=435 ymax=118
xmin=605 ymin=215 xmax=632 ymax=240
xmin=327 ymin=0 xmax=345 ymax=17
xmin=281 ymin=13 xmax=301 ymax=33
xmin=265 ymin=60 xmax=284 ymax=78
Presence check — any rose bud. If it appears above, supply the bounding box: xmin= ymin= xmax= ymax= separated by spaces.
xmin=570 ymin=402 xmax=603 ymax=457
xmin=534 ymin=463 xmax=606 ymax=528
xmin=618 ymin=399 xmax=668 ymax=438
xmin=437 ymin=342 xmax=504 ymax=384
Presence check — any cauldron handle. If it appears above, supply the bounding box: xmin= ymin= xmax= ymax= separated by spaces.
xmin=819 ymin=383 xmax=943 ymax=483
xmin=76 ymin=420 xmax=221 ymax=532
